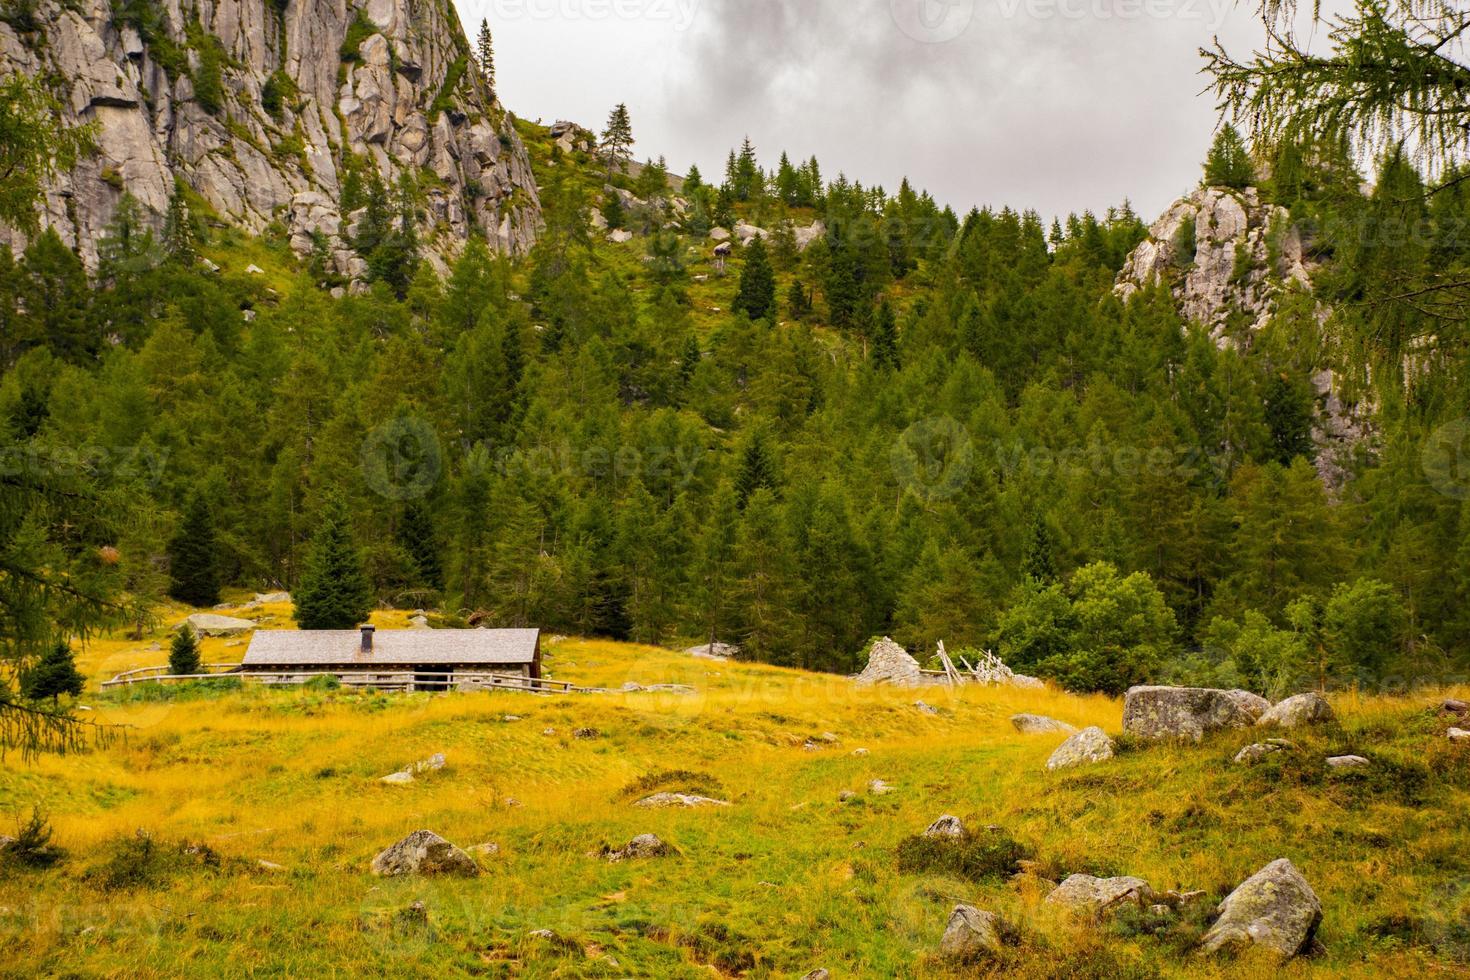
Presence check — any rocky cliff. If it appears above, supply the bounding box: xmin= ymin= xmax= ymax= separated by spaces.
xmin=1114 ymin=186 xmax=1368 ymax=486
xmin=0 ymin=0 xmax=539 ymax=273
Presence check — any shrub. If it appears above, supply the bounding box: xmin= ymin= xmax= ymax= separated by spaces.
xmin=895 ymin=825 xmax=1028 ymax=881
xmin=1 ymin=807 xmax=64 ymax=869
xmin=339 ymin=9 xmax=376 ymax=62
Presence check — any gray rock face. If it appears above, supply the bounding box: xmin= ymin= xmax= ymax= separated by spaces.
xmin=1257 ymin=693 xmax=1336 ymax=729
xmin=1326 ymin=754 xmax=1370 ymax=769
xmin=939 ymin=904 xmax=1002 ymax=960
xmin=1011 ymin=713 xmax=1077 ymax=735
xmin=1 ymin=0 xmax=539 ymax=272
xmin=855 ymin=637 xmax=924 ymax=687
xmin=1045 ymin=726 xmax=1115 ymax=770
xmin=178 ymin=613 xmax=257 ymax=638
xmin=1123 ymin=686 xmax=1270 ymax=741
xmin=370 ymin=830 xmax=479 ymax=877
xmin=1201 ymin=858 xmax=1321 ymax=958
xmin=1045 ymin=874 xmax=1154 ymax=915
xmin=922 ymin=815 xmax=965 ymax=839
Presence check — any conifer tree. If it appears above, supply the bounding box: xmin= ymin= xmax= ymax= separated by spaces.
xmin=1203 ymin=124 xmax=1255 ymax=189
xmin=476 ymin=19 xmax=496 ymax=96
xmin=168 ymin=624 xmax=201 ymax=676
xmin=1021 ymin=511 xmax=1059 ymax=583
xmin=163 ymin=185 xmax=196 ymax=265
xmin=167 ymin=495 xmax=220 ymax=608
xmin=732 ymin=235 xmax=776 ymax=321
xmin=295 ymin=494 xmax=375 ymax=630
xmin=871 ymin=299 xmax=900 ymax=370
xmin=600 ymin=103 xmax=634 ymax=176
xmin=397 ymin=499 xmax=443 ymax=590
xmin=22 ymin=640 xmax=85 ymax=704
xmin=735 ymin=430 xmax=777 ymax=509
xmin=601 ymin=191 xmax=625 ymax=230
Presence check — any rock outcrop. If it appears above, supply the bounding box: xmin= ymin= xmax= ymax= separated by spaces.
xmin=939 ymin=904 xmax=1003 ymax=960
xmin=1045 ymin=874 xmax=1155 ymax=916
xmin=370 ymin=829 xmax=478 ymax=877
xmin=1011 ymin=713 xmax=1077 ymax=735
xmin=1201 ymin=858 xmax=1321 ymax=958
xmin=1257 ymin=693 xmax=1336 ymax=729
xmin=0 ymin=0 xmax=539 ymax=272
xmin=1122 ymin=686 xmax=1270 ymax=741
xmin=1045 ymin=726 xmax=1115 ymax=770
xmin=178 ymin=613 xmax=256 ymax=637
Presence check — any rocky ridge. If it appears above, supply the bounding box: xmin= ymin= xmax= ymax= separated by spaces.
xmin=0 ymin=0 xmax=540 ymax=274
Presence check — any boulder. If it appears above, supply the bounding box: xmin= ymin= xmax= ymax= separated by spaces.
xmin=1122 ymin=686 xmax=1271 ymax=741
xmin=1449 ymin=728 xmax=1470 ymax=743
xmin=632 ymin=793 xmax=730 ymax=809
xmin=605 ymin=833 xmax=671 ymax=862
xmin=572 ymin=727 xmax=599 ymax=739
xmin=708 ymin=226 xmax=731 ymax=242
xmin=1045 ymin=726 xmax=1115 ymax=771
xmin=1257 ymin=693 xmax=1336 ymax=729
xmin=251 ymin=591 xmax=291 ymax=605
xmin=178 ymin=613 xmax=257 ymax=637
xmin=1233 ymin=739 xmax=1296 ymax=765
xmin=1326 ymin=755 xmax=1370 ymax=769
xmin=1200 ymin=858 xmax=1321 ymax=958
xmin=607 ymin=229 xmax=633 ymax=244
xmin=370 ymin=830 xmax=479 ymax=877
xmin=922 ymin=815 xmax=965 ymax=839
xmin=1440 ymin=698 xmax=1469 ymax=716
xmin=913 ymin=700 xmax=940 ymax=715
xmin=855 ymin=637 xmax=924 ymax=687
xmin=868 ymin=779 xmax=895 ymax=795
xmin=1011 ymin=713 xmax=1077 ymax=735
xmin=800 ymin=971 xmax=830 ymax=980
xmin=380 ymin=752 xmax=446 ymax=784
xmin=939 ymin=904 xmax=1003 ymax=960
xmin=686 ymin=642 xmax=738 ymax=660
xmin=1045 ymin=874 xmax=1154 ymax=915
xmin=408 ymin=615 xmax=430 ymax=629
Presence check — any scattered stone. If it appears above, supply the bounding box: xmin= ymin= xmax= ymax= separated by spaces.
xmin=504 ymin=798 xmax=521 ymax=808
xmin=604 ymin=833 xmax=671 ymax=862
xmin=1123 ymin=686 xmax=1271 ymax=741
xmin=799 ymin=970 xmax=830 ymax=980
xmin=467 ymin=842 xmax=499 ymax=857
xmin=1045 ymin=726 xmax=1115 ymax=771
xmin=572 ymin=727 xmax=599 ymax=739
xmin=709 ymin=226 xmax=731 ymax=242
xmin=633 ymin=792 xmax=730 ymax=809
xmin=1234 ymin=739 xmax=1297 ymax=764
xmin=1441 ymin=698 xmax=1470 ymax=716
xmin=686 ymin=641 xmax=738 ymax=660
xmin=1257 ymin=692 xmax=1336 ymax=729
xmin=370 ymin=830 xmax=479 ymax=878
xmin=542 ymin=728 xmax=556 ymax=736
xmin=939 ymin=904 xmax=1003 ymax=960
xmin=1326 ymin=754 xmax=1370 ymax=769
xmin=502 ymin=715 xmax=522 ymax=722
xmin=379 ymin=771 xmax=414 ymax=785
xmin=1201 ymin=858 xmax=1321 ymax=958
xmin=526 ymin=928 xmax=560 ymax=941
xmin=379 ymin=752 xmax=446 ymax=784
xmin=178 ymin=613 xmax=257 ymax=637
xmin=394 ymin=900 xmax=428 ymax=931
xmin=851 ymin=748 xmax=869 ymax=757
xmin=252 ymin=591 xmax=291 ymax=604
xmin=0 ymin=835 xmax=15 ymax=855
xmin=607 ymin=229 xmax=633 ymax=244
xmin=1011 ymin=713 xmax=1077 ymax=735
xmin=817 ymin=732 xmax=839 ymax=743
xmin=1045 ymin=874 xmax=1155 ymax=916
xmin=407 ymin=615 xmax=430 ymax=629
xmin=1449 ymin=728 xmax=1470 ymax=743
xmin=855 ymin=637 xmax=924 ymax=687
xmin=245 ymin=263 xmax=264 ymax=275
xmin=922 ymin=815 xmax=965 ymax=839
xmin=256 ymin=859 xmax=286 ymax=873
xmin=913 ymin=700 xmax=940 ymax=715
xmin=838 ymin=790 xmax=856 ymax=802
xmin=868 ymin=779 xmax=895 ymax=795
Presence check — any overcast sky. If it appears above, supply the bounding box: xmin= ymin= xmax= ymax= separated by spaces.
xmin=452 ymin=0 xmax=1282 ymax=223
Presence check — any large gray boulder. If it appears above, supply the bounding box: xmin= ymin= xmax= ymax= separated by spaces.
xmin=1011 ymin=713 xmax=1077 ymax=735
xmin=1045 ymin=874 xmax=1154 ymax=915
xmin=1045 ymin=726 xmax=1115 ymax=770
xmin=1123 ymin=686 xmax=1270 ymax=741
xmin=939 ymin=904 xmax=1002 ymax=960
xmin=370 ymin=830 xmax=479 ymax=877
xmin=1200 ymin=858 xmax=1321 ymax=958
xmin=178 ymin=613 xmax=257 ymax=638
xmin=1257 ymin=693 xmax=1335 ymax=729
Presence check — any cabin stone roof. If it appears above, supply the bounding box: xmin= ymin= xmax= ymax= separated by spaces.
xmin=241 ymin=628 xmax=540 ymax=668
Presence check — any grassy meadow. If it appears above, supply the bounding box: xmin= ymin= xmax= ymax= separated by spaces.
xmin=1 ymin=603 xmax=1468 ymax=977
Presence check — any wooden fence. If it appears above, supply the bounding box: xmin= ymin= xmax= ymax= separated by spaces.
xmin=101 ymin=666 xmax=606 ymax=694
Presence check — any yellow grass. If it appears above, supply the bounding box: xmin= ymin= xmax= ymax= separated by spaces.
xmin=2 ymin=607 xmax=1469 ymax=976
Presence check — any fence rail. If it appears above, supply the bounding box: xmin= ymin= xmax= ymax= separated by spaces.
xmin=101 ymin=666 xmax=605 ymax=694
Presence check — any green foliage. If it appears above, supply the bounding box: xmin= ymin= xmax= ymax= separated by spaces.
xmin=294 ymin=494 xmax=374 ymax=630
xmin=169 ymin=625 xmax=201 ymax=676
xmin=339 ymin=8 xmax=376 ymax=61
xmin=429 ymin=55 xmax=469 ymax=119
xmin=894 ymin=825 xmax=1029 ymax=881
xmin=260 ymin=70 xmax=296 ymax=119
xmin=1 ymin=807 xmax=63 ymax=869
xmin=167 ymin=495 xmax=219 ymax=607
xmin=21 ymin=640 xmax=84 ymax=703
xmin=731 ymin=235 xmax=775 ymax=321
xmin=1203 ymin=124 xmax=1254 ymax=189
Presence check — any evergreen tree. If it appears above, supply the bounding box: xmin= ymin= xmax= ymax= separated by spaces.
xmin=19 ymin=229 xmax=92 ymax=363
xmin=732 ymin=235 xmax=776 ymax=321
xmin=163 ymin=185 xmax=197 ymax=265
xmin=870 ymin=299 xmax=899 ymax=370
xmin=166 ymin=495 xmax=220 ymax=608
xmin=1021 ymin=511 xmax=1058 ymax=582
xmin=600 ymin=103 xmax=634 ymax=176
xmin=1202 ymin=124 xmax=1255 ymax=189
xmin=735 ymin=430 xmax=777 ymax=508
xmin=397 ymin=500 xmax=443 ymax=590
xmin=476 ymin=19 xmax=496 ymax=96
xmin=22 ymin=640 xmax=85 ymax=704
xmin=168 ymin=624 xmax=201 ymax=676
xmin=294 ymin=494 xmax=374 ymax=630
xmin=601 ymin=191 xmax=625 ymax=230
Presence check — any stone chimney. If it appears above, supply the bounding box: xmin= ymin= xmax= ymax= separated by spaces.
xmin=360 ymin=624 xmax=375 ymax=653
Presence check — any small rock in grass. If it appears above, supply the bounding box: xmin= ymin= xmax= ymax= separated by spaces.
xmin=604 ymin=833 xmax=671 ymax=862
xmin=868 ymin=779 xmax=895 ymax=795
xmin=939 ymin=904 xmax=1003 ymax=960
xmin=818 ymin=732 xmax=839 ymax=743
xmin=1326 ymin=754 xmax=1370 ymax=769
xmin=1233 ymin=739 xmax=1296 ymax=764
xmin=256 ymin=859 xmax=286 ymax=873
xmin=1201 ymin=858 xmax=1321 ymax=959
xmin=913 ymin=700 xmax=940 ymax=715
xmin=1045 ymin=726 xmax=1115 ymax=771
xmin=1448 ymin=727 xmax=1470 ymax=743
xmin=1045 ymin=874 xmax=1154 ymax=916
xmin=371 ymin=830 xmax=479 ymax=878
xmin=1010 ymin=713 xmax=1077 ymax=735
xmin=542 ymin=728 xmax=556 ymax=736
xmin=572 ymin=727 xmax=599 ymax=739
xmin=800 ymin=970 xmax=831 ymax=980
xmin=380 ymin=771 xmax=414 ymax=785
xmin=851 ymin=747 xmax=869 ymax=757
xmin=838 ymin=790 xmax=856 ymax=802
xmin=633 ymin=792 xmax=730 ymax=809
xmin=467 ymin=842 xmax=500 ymax=857
xmin=1439 ymin=698 xmax=1469 ymax=716
xmin=922 ymin=814 xmax=965 ymax=839
xmin=502 ymin=715 xmax=522 ymax=722
xmin=1257 ymin=693 xmax=1336 ymax=729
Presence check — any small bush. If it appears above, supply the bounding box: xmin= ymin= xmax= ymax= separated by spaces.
xmin=86 ymin=831 xmax=227 ymax=891
xmin=303 ymin=674 xmax=341 ymax=691
xmin=1 ymin=807 xmax=64 ymax=869
xmin=895 ymin=825 xmax=1029 ymax=882
xmin=339 ymin=9 xmax=376 ymax=62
